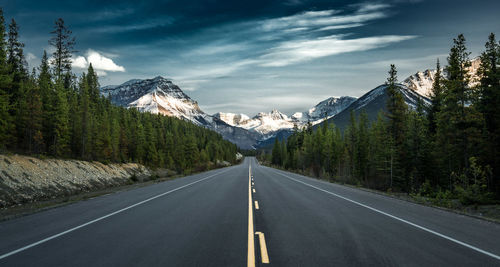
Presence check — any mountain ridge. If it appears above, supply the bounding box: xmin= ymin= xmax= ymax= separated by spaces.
xmin=101 ymin=72 xmax=436 ymax=149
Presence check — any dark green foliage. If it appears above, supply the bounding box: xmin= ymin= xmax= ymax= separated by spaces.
xmin=0 ymin=8 xmax=13 ymax=150
xmin=0 ymin=11 xmax=237 ymax=173
xmin=477 ymin=33 xmax=500 ymax=195
xmin=428 ymin=59 xmax=443 ymax=135
xmin=49 ymin=18 xmax=75 ymax=83
xmin=264 ymin=33 xmax=500 ymax=204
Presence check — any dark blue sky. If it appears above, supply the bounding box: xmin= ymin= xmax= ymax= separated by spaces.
xmin=3 ymin=0 xmax=500 ymax=115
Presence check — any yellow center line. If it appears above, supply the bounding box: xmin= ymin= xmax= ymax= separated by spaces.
xmin=247 ymin=164 xmax=255 ymax=267
xmin=254 ymin=201 xmax=259 ymax=210
xmin=255 ymin=232 xmax=270 ymax=264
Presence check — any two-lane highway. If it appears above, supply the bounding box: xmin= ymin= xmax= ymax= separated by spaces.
xmin=1 ymin=157 xmax=499 ymax=266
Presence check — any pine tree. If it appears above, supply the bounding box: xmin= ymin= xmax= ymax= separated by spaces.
xmin=38 ymin=51 xmax=53 ymax=153
xmin=428 ymin=59 xmax=443 ymax=134
xmin=0 ymin=8 xmax=13 ymax=149
xmin=478 ymin=33 xmax=500 ymax=192
xmin=49 ymin=18 xmax=76 ymax=83
xmin=440 ymin=34 xmax=474 ymax=171
xmin=369 ymin=112 xmax=391 ymax=189
xmin=357 ymin=111 xmax=370 ymax=182
xmin=346 ymin=110 xmax=357 ymax=179
xmin=19 ymin=70 xmax=44 ymax=153
xmin=7 ymin=18 xmax=28 ymax=149
xmin=7 ymin=19 xmax=26 ymax=81
xmin=385 ymin=64 xmax=408 ymax=190
xmin=271 ymin=137 xmax=281 ymax=165
xmin=49 ymin=82 xmax=70 ymax=156
xmin=184 ymin=134 xmax=198 ymax=169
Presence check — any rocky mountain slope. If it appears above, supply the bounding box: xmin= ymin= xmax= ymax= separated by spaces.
xmin=402 ymin=57 xmax=481 ymax=97
xmin=215 ymin=96 xmax=357 ymax=138
xmin=100 ymin=73 xmax=437 ymax=149
xmin=101 ymin=76 xmax=357 ymax=148
xmin=101 ymin=76 xmax=259 ymax=149
xmin=292 ymin=96 xmax=357 ymax=122
xmin=322 ymin=84 xmax=430 ymax=130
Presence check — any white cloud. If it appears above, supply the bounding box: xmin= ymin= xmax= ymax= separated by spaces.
xmin=356 ymin=3 xmax=391 ymax=13
xmin=72 ymin=49 xmax=125 ymax=76
xmin=86 ymin=50 xmax=125 ymax=72
xmin=260 ymin=7 xmax=387 ymax=32
xmin=259 ymin=35 xmax=417 ymax=67
xmin=316 ymin=23 xmax=364 ymax=31
xmin=72 ymin=56 xmax=88 ymax=69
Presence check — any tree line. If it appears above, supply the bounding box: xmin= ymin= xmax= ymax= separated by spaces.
xmin=0 ymin=9 xmax=238 ymax=172
xmin=264 ymin=33 xmax=500 ymax=205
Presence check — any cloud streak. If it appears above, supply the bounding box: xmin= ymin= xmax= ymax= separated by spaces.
xmin=258 ymin=35 xmax=416 ymax=67
xmin=175 ymin=3 xmax=414 ymax=76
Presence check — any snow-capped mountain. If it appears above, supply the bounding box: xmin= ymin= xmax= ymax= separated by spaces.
xmin=101 ymin=76 xmax=260 ymax=149
xmin=291 ymin=96 xmax=356 ymax=122
xmin=402 ymin=57 xmax=481 ymax=97
xmin=402 ymin=69 xmax=437 ymax=97
xmin=100 ymin=76 xmax=357 ymax=148
xmin=215 ymin=110 xmax=296 ymax=139
xmin=213 ymin=113 xmax=250 ymax=127
xmin=100 ymin=75 xmax=433 ymax=149
xmin=215 ymin=96 xmax=356 ymax=136
xmin=322 ymin=83 xmax=430 ymax=130
xmin=239 ymin=110 xmax=296 ymax=137
xmin=101 ymin=76 xmax=212 ymax=126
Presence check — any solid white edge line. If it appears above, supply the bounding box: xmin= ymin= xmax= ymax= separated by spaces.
xmin=271 ymin=169 xmax=500 ymax=261
xmin=0 ymin=167 xmax=233 ymax=260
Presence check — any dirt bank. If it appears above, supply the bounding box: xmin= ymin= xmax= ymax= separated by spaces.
xmin=0 ymin=154 xmax=151 ymax=207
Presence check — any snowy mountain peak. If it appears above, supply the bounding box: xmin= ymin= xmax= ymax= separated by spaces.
xmin=269 ymin=109 xmax=289 ymax=120
xmin=101 ymin=77 xmax=204 ymax=126
xmin=101 ymin=76 xmax=194 ymax=108
xmin=402 ymin=57 xmax=481 ymax=97
xmin=239 ymin=109 xmax=295 ymax=136
xmin=213 ymin=112 xmax=250 ymax=127
xmin=402 ymin=69 xmax=438 ymax=97
xmin=292 ymin=96 xmax=356 ymax=123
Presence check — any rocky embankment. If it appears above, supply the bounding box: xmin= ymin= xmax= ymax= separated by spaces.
xmin=0 ymin=154 xmax=151 ymax=207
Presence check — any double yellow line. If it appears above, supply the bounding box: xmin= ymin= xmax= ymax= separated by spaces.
xmin=248 ymin=163 xmax=270 ymax=266
xmin=248 ymin=165 xmax=255 ymax=267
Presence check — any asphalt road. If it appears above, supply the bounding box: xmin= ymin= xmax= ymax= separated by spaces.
xmin=0 ymin=157 xmax=499 ymax=266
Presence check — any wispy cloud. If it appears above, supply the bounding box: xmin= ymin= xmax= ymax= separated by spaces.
xmin=258 ymin=35 xmax=416 ymax=67
xmin=90 ymin=17 xmax=175 ymax=33
xmin=315 ymin=23 xmax=364 ymax=31
xmin=354 ymin=3 xmax=391 ymax=13
xmin=259 ymin=7 xmax=387 ymax=32
xmin=174 ymin=3 xmax=414 ymax=73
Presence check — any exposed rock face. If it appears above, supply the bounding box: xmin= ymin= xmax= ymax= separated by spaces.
xmin=101 ymin=76 xmax=208 ymax=125
xmin=0 ymin=154 xmax=151 ymax=207
xmin=403 ymin=69 xmax=437 ymax=97
xmin=402 ymin=57 xmax=481 ymax=97
xmin=292 ymin=96 xmax=357 ymax=122
xmin=323 ymin=84 xmax=430 ymax=130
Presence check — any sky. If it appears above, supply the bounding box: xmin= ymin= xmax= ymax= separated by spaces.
xmin=3 ymin=0 xmax=500 ymax=115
